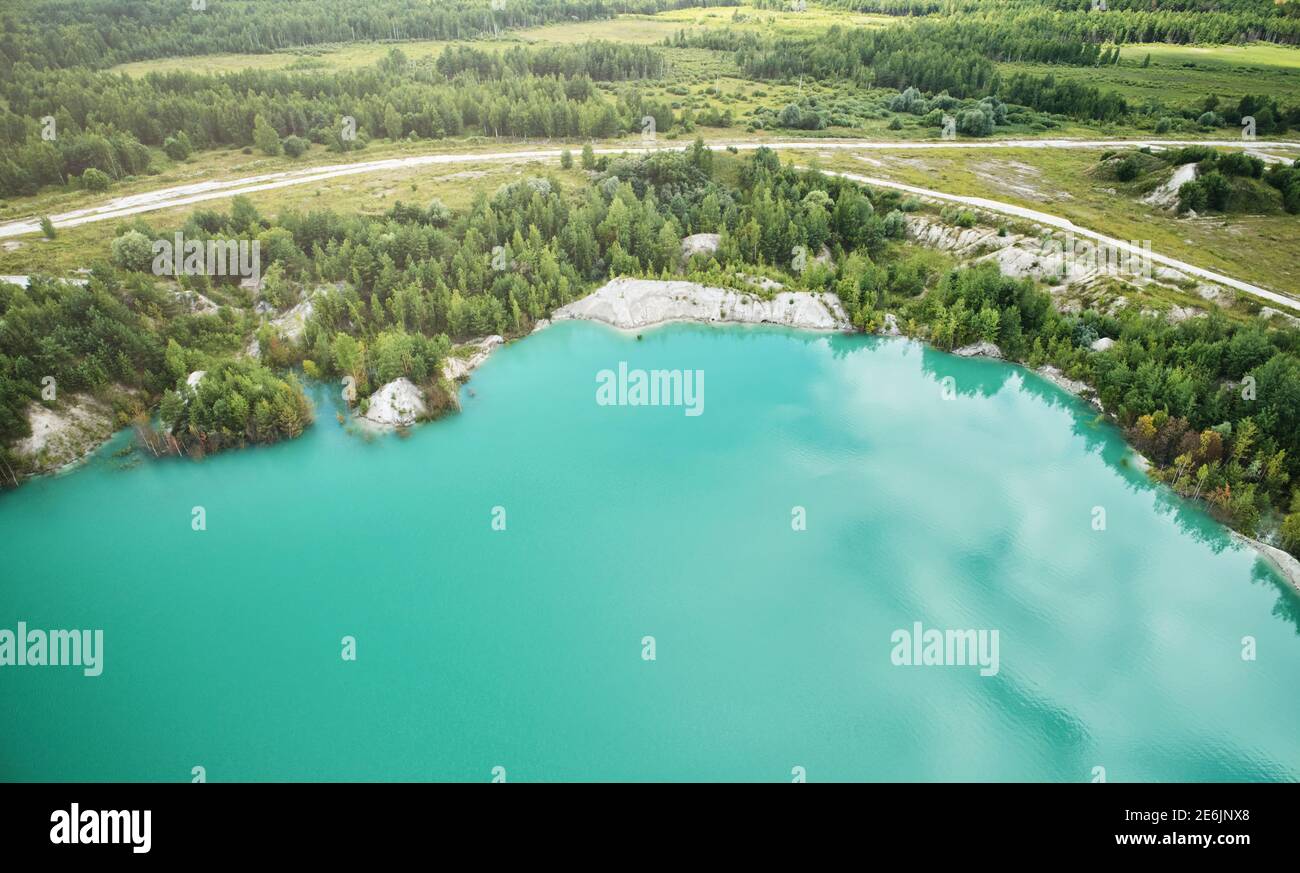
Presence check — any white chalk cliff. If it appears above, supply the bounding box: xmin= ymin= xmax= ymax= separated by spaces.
xmin=549 ymin=277 xmax=851 ymax=331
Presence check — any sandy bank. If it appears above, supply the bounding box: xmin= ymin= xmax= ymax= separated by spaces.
xmin=15 ymin=395 xmax=117 ymax=475
xmin=443 ymin=335 xmax=504 ymax=383
xmin=1231 ymin=532 xmax=1300 ymax=593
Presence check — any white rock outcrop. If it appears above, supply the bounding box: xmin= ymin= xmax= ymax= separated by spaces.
xmin=361 ymin=378 xmax=426 ymax=427
xmin=269 ymin=297 xmax=315 ymax=343
xmin=1260 ymin=306 xmax=1300 ymax=327
xmin=952 ymin=341 xmax=1003 ymax=359
xmin=173 ymin=289 xmax=219 ymax=315
xmin=680 ymin=233 xmax=721 ymax=259
xmin=1142 ymin=163 xmax=1197 ymax=210
xmin=903 ymin=215 xmax=1230 ymax=325
xmin=1090 ymin=336 xmax=1116 ymax=352
xmin=550 ymin=277 xmax=851 ymax=331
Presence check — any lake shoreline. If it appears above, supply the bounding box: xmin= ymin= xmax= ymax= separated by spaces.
xmin=8 ymin=280 xmax=1300 ymax=593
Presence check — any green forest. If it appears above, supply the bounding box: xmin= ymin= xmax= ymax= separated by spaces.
xmin=6 ymin=0 xmax=1300 ymax=198
xmin=4 ymin=141 xmax=1300 ymax=556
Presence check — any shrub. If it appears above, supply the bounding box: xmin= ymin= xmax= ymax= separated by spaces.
xmin=163 ymin=131 xmax=193 ymax=160
xmin=956 ymin=106 xmax=994 ymax=137
xmin=888 ymin=86 xmax=926 ymax=115
xmin=282 ymin=136 xmax=310 ymax=158
xmin=80 ymin=168 xmax=111 ymax=192
xmin=111 ymin=229 xmax=154 ymax=272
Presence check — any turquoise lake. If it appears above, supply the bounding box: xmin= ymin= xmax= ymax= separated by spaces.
xmin=2 ymin=320 xmax=1298 ymax=782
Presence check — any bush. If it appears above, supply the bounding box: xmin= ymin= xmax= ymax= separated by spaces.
xmin=882 ymin=210 xmax=907 ymax=238
xmin=888 ymin=87 xmax=926 ymax=115
xmin=942 ymin=206 xmax=977 ymax=227
xmin=956 ymin=107 xmax=994 ymax=137
xmin=426 ymin=198 xmax=452 ymax=226
xmin=111 ymin=229 xmax=154 ymax=272
xmin=1218 ymin=152 xmax=1263 ymax=179
xmin=282 ymin=135 xmax=310 ymax=158
xmin=162 ymin=131 xmax=193 ymax=161
xmin=80 ymin=168 xmax=111 ymax=192
xmin=777 ymin=103 xmax=825 ymax=130
xmin=1179 ymin=171 xmax=1232 ymax=212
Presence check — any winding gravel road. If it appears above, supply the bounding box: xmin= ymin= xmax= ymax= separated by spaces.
xmin=820 ymin=169 xmax=1300 ymax=313
xmin=3 ymin=137 xmax=1297 ymax=310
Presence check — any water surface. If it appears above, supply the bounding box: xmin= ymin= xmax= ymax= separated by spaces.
xmin=2 ymin=321 xmax=1297 ymax=781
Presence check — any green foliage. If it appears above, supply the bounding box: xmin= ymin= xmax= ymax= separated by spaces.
xmin=111 ymin=230 xmax=154 ymax=272
xmin=80 ymin=168 xmax=110 ymax=192
xmin=164 ymin=360 xmax=313 ymax=448
xmin=282 ymin=135 xmax=310 ymax=158
xmin=162 ymin=131 xmax=193 ymax=161
xmin=252 ymin=114 xmax=282 ymax=157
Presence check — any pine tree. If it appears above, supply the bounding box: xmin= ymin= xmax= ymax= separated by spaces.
xmin=253 ymin=114 xmax=282 ymax=156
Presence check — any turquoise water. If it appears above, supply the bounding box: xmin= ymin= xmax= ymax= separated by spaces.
xmin=2 ymin=320 xmax=1298 ymax=782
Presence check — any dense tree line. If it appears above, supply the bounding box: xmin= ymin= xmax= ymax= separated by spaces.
xmin=821 ymin=0 xmax=1300 ymax=44
xmin=0 ymin=0 xmax=737 ymax=73
xmin=435 ymin=41 xmax=666 ymax=81
xmin=712 ymin=24 xmax=1130 ymax=121
xmin=0 ymin=42 xmax=677 ymax=197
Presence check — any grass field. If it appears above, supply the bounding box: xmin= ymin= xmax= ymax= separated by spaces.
xmin=999 ymin=42 xmax=1300 ymax=113
xmin=110 ymin=4 xmax=894 ymax=76
xmin=535 ymin=3 xmax=899 ymax=38
xmin=111 ymin=38 xmax=490 ymax=76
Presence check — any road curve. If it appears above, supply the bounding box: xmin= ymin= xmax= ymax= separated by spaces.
xmin=1 ymin=137 xmax=1296 ymax=311
xmin=820 ymin=169 xmax=1300 ymax=313
xmin=2 ymin=138 xmax=1296 ymax=240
